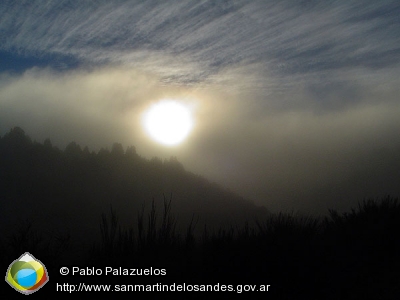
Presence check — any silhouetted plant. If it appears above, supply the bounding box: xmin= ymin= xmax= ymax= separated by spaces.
xmin=256 ymin=211 xmax=320 ymax=243
xmin=96 ymin=195 xmax=183 ymax=261
xmin=99 ymin=205 xmax=119 ymax=256
xmin=325 ymin=195 xmax=400 ymax=236
xmin=97 ymin=205 xmax=137 ymax=260
xmin=147 ymin=198 xmax=157 ymax=246
xmin=85 ymin=195 xmax=400 ymax=298
xmin=137 ymin=195 xmax=180 ymax=252
xmin=185 ymin=213 xmax=199 ymax=250
xmin=7 ymin=220 xmax=43 ymax=256
xmin=3 ymin=220 xmax=70 ymax=268
xmin=159 ymin=193 xmax=177 ymax=246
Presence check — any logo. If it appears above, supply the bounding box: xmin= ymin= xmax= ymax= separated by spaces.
xmin=5 ymin=252 xmax=49 ymax=295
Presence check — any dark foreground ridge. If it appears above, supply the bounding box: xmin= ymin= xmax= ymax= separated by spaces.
xmin=1 ymin=127 xmax=399 ymax=298
xmin=2 ymin=196 xmax=399 ymax=298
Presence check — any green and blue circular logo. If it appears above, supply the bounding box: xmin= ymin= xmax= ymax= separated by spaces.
xmin=5 ymin=252 xmax=49 ymax=294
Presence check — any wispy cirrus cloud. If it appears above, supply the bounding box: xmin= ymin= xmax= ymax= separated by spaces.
xmin=1 ymin=1 xmax=399 ymax=86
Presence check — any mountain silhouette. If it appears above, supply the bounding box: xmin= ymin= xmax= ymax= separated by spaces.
xmin=0 ymin=126 xmax=269 ymax=247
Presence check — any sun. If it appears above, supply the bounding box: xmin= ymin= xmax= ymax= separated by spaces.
xmin=142 ymin=99 xmax=193 ymax=146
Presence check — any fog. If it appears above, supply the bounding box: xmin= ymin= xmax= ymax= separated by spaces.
xmin=1 ymin=0 xmax=400 ymax=214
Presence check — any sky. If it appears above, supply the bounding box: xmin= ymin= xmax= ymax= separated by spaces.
xmin=1 ymin=0 xmax=400 ymax=215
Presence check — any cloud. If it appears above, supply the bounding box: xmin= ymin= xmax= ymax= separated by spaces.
xmin=1 ymin=1 xmax=399 ymax=86
xmin=0 ymin=67 xmax=156 ymax=147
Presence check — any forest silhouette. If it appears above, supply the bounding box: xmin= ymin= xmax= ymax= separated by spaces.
xmin=1 ymin=126 xmax=399 ymax=298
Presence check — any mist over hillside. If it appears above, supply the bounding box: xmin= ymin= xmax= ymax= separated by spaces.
xmin=0 ymin=126 xmax=269 ymax=246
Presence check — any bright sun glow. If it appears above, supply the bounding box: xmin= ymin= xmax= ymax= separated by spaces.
xmin=142 ymin=99 xmax=193 ymax=146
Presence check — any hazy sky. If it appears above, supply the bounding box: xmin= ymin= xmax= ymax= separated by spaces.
xmin=1 ymin=0 xmax=400 ymax=214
